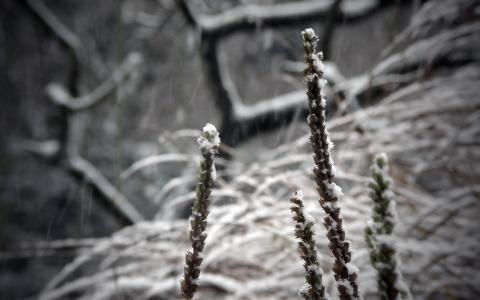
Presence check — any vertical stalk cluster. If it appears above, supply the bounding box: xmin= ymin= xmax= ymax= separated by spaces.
xmin=290 ymin=190 xmax=327 ymax=300
xmin=180 ymin=123 xmax=220 ymax=300
xmin=302 ymin=28 xmax=361 ymax=300
xmin=365 ymin=153 xmax=412 ymax=300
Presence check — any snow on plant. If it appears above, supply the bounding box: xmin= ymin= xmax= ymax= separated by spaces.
xmin=197 ymin=123 xmax=220 ymax=155
xmin=290 ymin=190 xmax=327 ymax=300
xmin=180 ymin=123 xmax=220 ymax=299
xmin=365 ymin=153 xmax=412 ymax=300
xmin=36 ymin=2 xmax=480 ymax=298
xmin=302 ymin=28 xmax=361 ymax=300
xmin=37 ymin=60 xmax=480 ymax=298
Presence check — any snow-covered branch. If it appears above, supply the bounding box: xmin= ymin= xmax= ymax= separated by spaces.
xmin=174 ymin=0 xmax=398 ymax=151
xmin=180 ymin=0 xmax=383 ymax=39
xmin=46 ymin=53 xmax=142 ymax=111
xmin=23 ymin=1 xmax=145 ymax=225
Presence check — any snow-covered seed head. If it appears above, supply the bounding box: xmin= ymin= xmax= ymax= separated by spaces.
xmin=295 ymin=190 xmax=304 ymax=200
xmin=302 ymin=28 xmax=325 ymax=77
xmin=374 ymin=152 xmax=389 ymax=170
xmin=302 ymin=28 xmax=317 ymax=41
xmin=197 ymin=123 xmax=220 ymax=154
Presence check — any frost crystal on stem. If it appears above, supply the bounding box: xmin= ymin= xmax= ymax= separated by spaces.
xmin=365 ymin=153 xmax=412 ymax=300
xmin=180 ymin=123 xmax=220 ymax=299
xmin=302 ymin=28 xmax=361 ymax=300
xmin=290 ymin=190 xmax=328 ymax=300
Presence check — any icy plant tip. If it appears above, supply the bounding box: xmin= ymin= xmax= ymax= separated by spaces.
xmin=197 ymin=123 xmax=220 ymax=154
xmin=301 ymin=28 xmax=325 ymax=76
xmin=302 ymin=28 xmax=316 ymax=40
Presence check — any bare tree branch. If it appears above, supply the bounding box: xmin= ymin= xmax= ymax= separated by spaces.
xmin=24 ymin=0 xmax=81 ymax=56
xmin=175 ymin=0 xmax=402 ymax=152
xmin=319 ymin=0 xmax=343 ymax=60
xmin=46 ymin=53 xmax=142 ymax=111
xmin=23 ymin=0 xmax=145 ymax=225
xmin=188 ymin=0 xmax=381 ymax=39
xmin=68 ymin=156 xmax=144 ymax=225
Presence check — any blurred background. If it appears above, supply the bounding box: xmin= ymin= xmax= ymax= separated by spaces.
xmin=1 ymin=0 xmax=479 ymax=299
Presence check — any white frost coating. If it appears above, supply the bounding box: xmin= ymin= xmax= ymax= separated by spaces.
xmin=318 ymin=77 xmax=327 ymax=89
xmin=302 ymin=28 xmax=325 ymax=77
xmin=211 ymin=164 xmax=217 ymax=180
xmin=331 ymin=165 xmax=337 ymax=176
xmin=197 ymin=123 xmax=220 ymax=153
xmin=304 ymin=212 xmax=316 ymax=225
xmin=298 ymin=283 xmax=310 ymax=297
xmin=324 ymin=201 xmax=337 ymax=210
xmin=346 ymin=262 xmax=359 ymax=275
xmin=387 ymin=200 xmax=398 ymax=223
xmin=320 ymin=97 xmax=327 ymax=107
xmin=326 ymin=182 xmax=343 ymax=198
xmin=371 ymin=152 xmax=390 ymax=176
xmin=305 ymin=73 xmax=316 ymax=83
xmin=326 ymin=135 xmax=334 ymax=153
xmin=302 ymin=28 xmax=315 ymax=40
xmin=376 ymin=152 xmax=389 ymax=165
xmin=337 ymin=279 xmax=356 ymax=298
xmin=382 ymin=190 xmax=395 ymax=201
xmin=375 ymin=234 xmax=397 ymax=249
xmin=293 ymin=190 xmax=316 ymax=226
xmin=313 ymin=56 xmax=325 ymax=74
xmin=395 ymin=274 xmax=414 ymax=300
xmin=295 ymin=190 xmax=304 ymax=200
xmin=295 ymin=222 xmax=307 ymax=231
xmin=306 ymin=264 xmax=319 ymax=273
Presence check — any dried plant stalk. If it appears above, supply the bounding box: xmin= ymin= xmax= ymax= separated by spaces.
xmin=290 ymin=190 xmax=328 ymax=300
xmin=365 ymin=153 xmax=412 ymax=300
xmin=180 ymin=123 xmax=220 ymax=300
xmin=302 ymin=28 xmax=361 ymax=300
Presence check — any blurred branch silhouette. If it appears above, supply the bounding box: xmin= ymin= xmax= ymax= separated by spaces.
xmin=175 ymin=0 xmax=479 ymax=155
xmin=175 ymin=0 xmax=402 ymax=151
xmin=22 ymin=0 xmax=144 ymax=225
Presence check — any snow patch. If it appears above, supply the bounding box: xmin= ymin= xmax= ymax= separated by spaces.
xmin=325 ymin=182 xmax=343 ymax=199
xmin=346 ymin=262 xmax=359 ymax=275
xmin=295 ymin=190 xmax=304 ymax=200
xmin=298 ymin=283 xmax=310 ymax=297
xmin=211 ymin=164 xmax=217 ymax=180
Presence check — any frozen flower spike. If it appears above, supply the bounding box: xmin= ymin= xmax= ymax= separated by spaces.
xmin=181 ymin=123 xmax=220 ymax=299
xmin=302 ymin=28 xmax=325 ymax=77
xmin=302 ymin=28 xmax=361 ymax=300
xmin=290 ymin=191 xmax=328 ymax=300
xmin=365 ymin=153 xmax=412 ymax=300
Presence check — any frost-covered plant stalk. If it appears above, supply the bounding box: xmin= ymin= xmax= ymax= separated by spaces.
xmin=180 ymin=123 xmax=220 ymax=300
xmin=290 ymin=190 xmax=328 ymax=300
xmin=302 ymin=28 xmax=361 ymax=300
xmin=365 ymin=153 xmax=412 ymax=300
